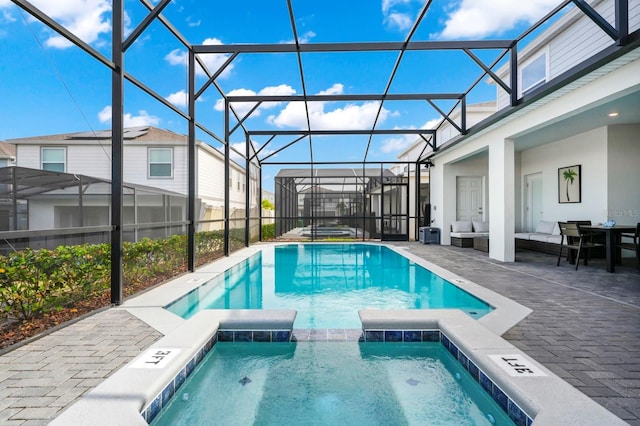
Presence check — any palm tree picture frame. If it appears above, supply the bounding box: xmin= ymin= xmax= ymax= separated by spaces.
xmin=558 ymin=165 xmax=581 ymax=203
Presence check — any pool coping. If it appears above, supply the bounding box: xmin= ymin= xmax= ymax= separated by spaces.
xmin=50 ymin=242 xmax=626 ymax=425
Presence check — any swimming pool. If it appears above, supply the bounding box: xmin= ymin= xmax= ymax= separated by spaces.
xmin=166 ymin=244 xmax=493 ymax=328
xmin=150 ymin=342 xmax=514 ymax=426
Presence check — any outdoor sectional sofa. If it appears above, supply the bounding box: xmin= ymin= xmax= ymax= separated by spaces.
xmin=516 ymin=220 xmax=606 ymax=257
xmin=450 ymin=220 xmax=489 ymax=248
xmin=515 ymin=220 xmax=563 ymax=255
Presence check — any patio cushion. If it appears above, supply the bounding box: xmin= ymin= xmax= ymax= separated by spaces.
xmin=530 ymin=233 xmax=551 ymax=243
xmin=451 ymin=232 xmax=479 ymax=238
xmin=451 ymin=221 xmax=473 ymax=233
xmin=515 ymin=233 xmax=532 ymax=240
xmin=546 ymin=235 xmax=562 ymax=244
xmin=472 ymin=221 xmax=489 ymax=232
xmin=535 ymin=220 xmax=556 ymax=234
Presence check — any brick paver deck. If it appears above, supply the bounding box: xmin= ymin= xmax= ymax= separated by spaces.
xmin=0 ymin=243 xmax=638 ymax=425
xmin=0 ymin=309 xmax=162 ymax=425
xmin=399 ymin=243 xmax=640 ymax=425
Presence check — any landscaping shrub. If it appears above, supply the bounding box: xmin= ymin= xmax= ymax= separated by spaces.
xmin=0 ymin=228 xmax=257 ymax=324
xmin=262 ymin=223 xmax=275 ymax=240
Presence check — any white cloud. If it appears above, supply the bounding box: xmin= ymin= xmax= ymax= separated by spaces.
xmin=187 ymin=17 xmax=201 ymax=27
xmin=165 ymin=90 xmax=188 ymax=108
xmin=97 ymin=106 xmax=112 ymax=123
xmin=380 ymin=118 xmax=440 ymax=153
xmin=214 ymin=84 xmax=297 ymax=118
xmin=380 ymin=136 xmax=412 ymax=153
xmin=1 ymin=8 xmax=16 ymax=24
xmin=229 ymin=142 xmax=246 ymax=163
xmin=381 ymin=0 xmax=416 ymax=31
xmin=165 ymin=37 xmax=234 ymax=78
xmin=298 ymin=31 xmax=316 ymax=43
xmin=165 ymin=49 xmax=186 ymax=66
xmin=384 ymin=12 xmax=413 ymax=31
xmin=11 ymin=0 xmax=112 ymax=48
xmin=266 ymin=83 xmax=393 ymax=131
xmin=281 ymin=30 xmax=316 ymax=44
xmin=98 ymin=106 xmax=160 ymax=127
xmin=437 ymin=0 xmax=560 ymax=39
xmin=382 ymin=0 xmax=412 ymax=15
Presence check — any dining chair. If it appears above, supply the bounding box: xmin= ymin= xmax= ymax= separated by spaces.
xmin=557 ymin=222 xmax=604 ymax=270
xmin=617 ymin=222 xmax=640 ymax=271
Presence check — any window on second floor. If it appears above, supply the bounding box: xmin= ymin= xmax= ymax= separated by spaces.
xmin=41 ymin=147 xmax=66 ymax=172
xmin=148 ymin=147 xmax=173 ymax=178
xmin=521 ymin=51 xmax=548 ymax=95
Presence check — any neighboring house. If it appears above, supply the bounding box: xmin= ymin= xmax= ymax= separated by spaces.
xmin=0 ymin=141 xmax=16 ymax=167
xmin=6 ymin=127 xmax=258 ymax=234
xmin=0 ymin=142 xmax=17 ymax=230
xmin=404 ymin=0 xmax=640 ymax=262
xmin=262 ymin=189 xmax=275 ymax=204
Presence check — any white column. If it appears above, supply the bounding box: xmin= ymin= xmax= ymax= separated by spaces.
xmin=489 ymin=138 xmax=515 ymax=262
xmin=429 ymin=161 xmax=447 ymax=243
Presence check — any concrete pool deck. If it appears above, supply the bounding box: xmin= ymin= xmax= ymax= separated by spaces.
xmin=0 ymin=242 xmax=638 ymax=424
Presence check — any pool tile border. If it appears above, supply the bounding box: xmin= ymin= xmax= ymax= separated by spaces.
xmin=142 ymin=326 xmax=532 ymax=426
xmin=362 ymin=328 xmax=533 ymax=426
xmin=141 ymin=328 xmax=294 ymax=423
xmin=141 ymin=332 xmax=217 ymax=423
xmin=217 ymin=329 xmax=293 ymax=343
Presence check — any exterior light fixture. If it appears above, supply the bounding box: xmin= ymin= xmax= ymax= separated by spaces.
xmin=608 ymin=112 xmax=619 ymax=117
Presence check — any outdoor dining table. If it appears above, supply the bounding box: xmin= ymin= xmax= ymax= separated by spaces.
xmin=582 ymin=224 xmax=637 ymax=273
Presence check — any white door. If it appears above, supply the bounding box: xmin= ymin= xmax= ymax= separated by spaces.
xmin=456 ymin=176 xmax=483 ymax=222
xmin=525 ymin=173 xmax=543 ymax=232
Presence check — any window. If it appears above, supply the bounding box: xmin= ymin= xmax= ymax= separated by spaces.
xmin=41 ymin=147 xmax=66 ymax=172
xmin=148 ymin=148 xmax=173 ymax=178
xmin=521 ymin=51 xmax=547 ymax=95
xmin=229 ymin=177 xmax=233 ymax=188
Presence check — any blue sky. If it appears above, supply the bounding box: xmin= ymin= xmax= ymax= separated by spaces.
xmin=0 ymin=0 xmax=565 ymax=184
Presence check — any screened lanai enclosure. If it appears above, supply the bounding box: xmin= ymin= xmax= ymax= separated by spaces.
xmin=0 ymin=166 xmax=189 ymax=254
xmin=275 ymin=166 xmax=430 ymax=241
xmin=1 ymin=0 xmax=637 ymax=308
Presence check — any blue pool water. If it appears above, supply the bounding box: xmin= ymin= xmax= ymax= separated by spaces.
xmin=151 ymin=342 xmax=514 ymax=426
xmin=166 ymin=244 xmax=493 ymax=328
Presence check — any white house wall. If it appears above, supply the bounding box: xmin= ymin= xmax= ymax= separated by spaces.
xmin=520 ymin=127 xmax=608 ymax=226
xmin=16 ymin=142 xmax=189 ymax=194
xmin=196 ymin=148 xmax=225 ymax=208
xmin=607 ymin=124 xmax=640 ymax=224
xmin=431 ymin=55 xmax=640 ymax=262
xmin=497 ymin=0 xmax=640 ymax=109
xmin=196 ymin=147 xmax=247 ymax=210
xmin=124 ymin=144 xmax=188 ymax=195
xmin=435 ymin=154 xmax=489 ymax=243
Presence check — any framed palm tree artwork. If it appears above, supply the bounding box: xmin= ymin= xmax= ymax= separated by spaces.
xmin=558 ymin=165 xmax=581 ymax=203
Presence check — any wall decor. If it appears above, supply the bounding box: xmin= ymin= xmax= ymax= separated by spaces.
xmin=558 ymin=165 xmax=581 ymax=203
